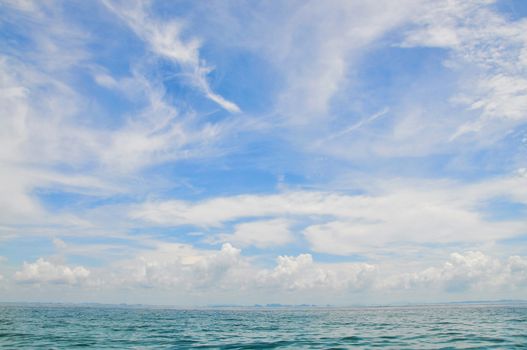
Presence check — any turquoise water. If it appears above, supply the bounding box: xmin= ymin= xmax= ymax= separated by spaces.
xmin=1 ymin=304 xmax=526 ymax=349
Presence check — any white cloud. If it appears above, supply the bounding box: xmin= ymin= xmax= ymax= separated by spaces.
xmin=387 ymin=251 xmax=527 ymax=293
xmin=97 ymin=75 xmax=222 ymax=172
xmin=315 ymin=108 xmax=390 ymax=147
xmin=52 ymin=238 xmax=67 ymax=250
xmin=302 ymin=212 xmax=516 ymax=256
xmin=257 ymin=254 xmax=376 ymax=292
xmin=6 ymin=244 xmax=527 ymax=302
xmin=506 ymin=255 xmax=527 ymax=287
xmin=0 ymin=56 xmax=105 ymax=225
xmin=15 ymin=258 xmax=91 ymax=285
xmin=264 ymin=0 xmax=418 ymax=124
xmin=466 ymin=75 xmax=527 ymax=122
xmin=0 ymin=1 xmax=236 ymax=167
xmin=109 ymin=242 xmax=250 ymax=291
xmin=102 ymin=0 xmax=240 ymax=113
xmin=0 ymin=13 xmax=120 ymax=226
xmin=0 ymin=1 xmax=242 ymax=240
xmin=283 ymin=0 xmax=527 ymax=160
xmin=401 ymin=0 xmax=472 ymax=49
xmin=131 ymin=175 xmax=527 ymax=255
xmin=402 ymin=0 xmax=527 ymax=138
xmin=93 ymin=73 xmax=118 ymax=89
xmin=215 ymin=219 xmax=294 ymax=248
xmin=103 ymin=243 xmax=377 ymax=295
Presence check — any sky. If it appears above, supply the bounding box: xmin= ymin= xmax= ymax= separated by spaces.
xmin=0 ymin=0 xmax=527 ymax=306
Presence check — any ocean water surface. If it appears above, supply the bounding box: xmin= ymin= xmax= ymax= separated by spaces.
xmin=1 ymin=304 xmax=526 ymax=349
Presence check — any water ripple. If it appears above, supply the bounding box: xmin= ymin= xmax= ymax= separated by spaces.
xmin=1 ymin=304 xmax=526 ymax=348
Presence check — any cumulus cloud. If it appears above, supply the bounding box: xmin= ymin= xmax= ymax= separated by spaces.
xmin=7 ymin=245 xmax=527 ymax=301
xmin=15 ymin=258 xmax=90 ymax=285
xmin=112 ymin=243 xmax=250 ymax=291
xmin=506 ymin=255 xmax=527 ymax=287
xmin=257 ymin=254 xmax=376 ymax=292
xmin=387 ymin=251 xmax=527 ymax=293
xmin=100 ymin=243 xmax=377 ymax=295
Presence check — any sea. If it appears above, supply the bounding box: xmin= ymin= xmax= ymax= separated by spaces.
xmin=1 ymin=303 xmax=526 ymax=349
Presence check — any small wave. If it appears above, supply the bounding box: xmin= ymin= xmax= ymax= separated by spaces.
xmin=340 ymin=335 xmax=364 ymax=342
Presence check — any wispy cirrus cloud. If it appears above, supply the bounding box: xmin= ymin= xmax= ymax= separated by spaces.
xmin=102 ymin=0 xmax=240 ymax=113
xmin=0 ymin=0 xmax=242 ymax=233
xmin=401 ymin=0 xmax=527 ymax=139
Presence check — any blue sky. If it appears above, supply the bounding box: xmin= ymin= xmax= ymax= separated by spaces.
xmin=1 ymin=0 xmax=527 ymax=305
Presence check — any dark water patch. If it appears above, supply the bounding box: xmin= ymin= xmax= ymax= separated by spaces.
xmin=473 ymin=336 xmax=507 ymax=343
xmin=340 ymin=335 xmax=364 ymax=342
xmin=379 ymin=335 xmax=398 ymax=339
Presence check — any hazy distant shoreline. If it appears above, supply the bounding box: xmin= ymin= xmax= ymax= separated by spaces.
xmin=2 ymin=299 xmax=526 ymax=310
